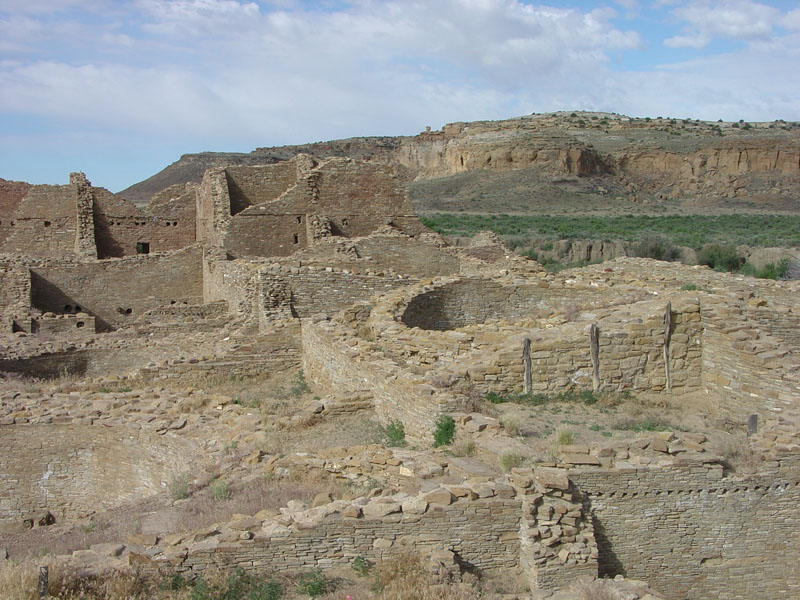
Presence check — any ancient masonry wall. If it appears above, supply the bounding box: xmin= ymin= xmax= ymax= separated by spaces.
xmin=302 ymin=317 xmax=464 ymax=441
xmin=196 ymin=168 xmax=231 ymax=247
xmin=0 ymin=261 xmax=31 ymax=332
xmin=466 ymin=298 xmax=703 ymax=395
xmin=572 ymin=456 xmax=800 ymax=600
xmin=0 ymin=424 xmax=197 ymax=527
xmin=94 ymin=188 xmax=196 ymax=258
xmin=172 ymin=490 xmax=522 ymax=578
xmin=256 ymin=265 xmax=416 ymax=324
xmin=73 ymin=172 xmax=97 ymax=259
xmin=0 ymin=183 xmax=78 ymax=257
xmin=701 ymin=301 xmax=800 ymax=417
xmin=225 ymin=159 xmax=309 ymax=214
xmin=30 ymin=246 xmax=203 ymax=331
xmin=0 ymin=179 xmax=32 ymax=245
xmin=400 ymin=279 xmax=596 ymax=330
xmin=224 ymin=158 xmax=426 ymax=258
xmin=203 ymin=255 xmax=261 ymax=324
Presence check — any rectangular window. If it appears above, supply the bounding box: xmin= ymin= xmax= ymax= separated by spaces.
xmin=136 ymin=242 xmax=150 ymax=254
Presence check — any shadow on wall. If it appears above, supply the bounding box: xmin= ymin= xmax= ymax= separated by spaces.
xmin=591 ymin=513 xmax=626 ymax=579
xmin=0 ymin=350 xmax=89 ymax=379
xmin=30 ymin=271 xmax=114 ymax=332
xmin=93 ymin=212 xmax=125 ymax=258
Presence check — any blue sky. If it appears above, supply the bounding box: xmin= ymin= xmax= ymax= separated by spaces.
xmin=1 ymin=0 xmax=799 ymax=192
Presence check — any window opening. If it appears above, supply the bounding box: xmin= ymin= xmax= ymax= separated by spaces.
xmin=136 ymin=242 xmax=150 ymax=254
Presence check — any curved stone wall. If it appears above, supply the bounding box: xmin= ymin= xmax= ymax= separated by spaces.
xmin=0 ymin=424 xmax=198 ymax=527
xmin=400 ymin=279 xmax=581 ymax=331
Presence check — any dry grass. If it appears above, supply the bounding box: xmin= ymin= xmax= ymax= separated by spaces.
xmin=449 ymin=438 xmax=476 ymax=458
xmin=374 ymin=553 xmax=481 ymax=600
xmin=499 ymin=450 xmax=525 ymax=472
xmin=721 ymin=433 xmax=765 ymax=474
xmin=499 ymin=414 xmax=523 ymax=437
xmin=572 ymin=579 xmax=620 ymax=600
xmin=0 ymin=559 xmax=151 ymax=600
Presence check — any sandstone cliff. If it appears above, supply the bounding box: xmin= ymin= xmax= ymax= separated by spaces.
xmin=119 ymin=112 xmax=800 ymax=209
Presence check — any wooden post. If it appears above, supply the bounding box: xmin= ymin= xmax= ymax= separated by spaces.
xmin=523 ymin=338 xmax=532 ymax=395
xmin=38 ymin=566 xmax=48 ymax=599
xmin=590 ymin=324 xmax=600 ymax=392
xmin=663 ymin=302 xmax=672 ymax=392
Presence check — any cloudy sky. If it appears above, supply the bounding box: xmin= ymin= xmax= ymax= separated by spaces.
xmin=1 ymin=0 xmax=799 ymax=192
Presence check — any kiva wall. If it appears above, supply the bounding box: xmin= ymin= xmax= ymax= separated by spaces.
xmin=701 ymin=301 xmax=800 ymax=417
xmin=30 ymin=246 xmax=203 ymax=330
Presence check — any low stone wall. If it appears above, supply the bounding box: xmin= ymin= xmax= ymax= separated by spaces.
xmin=0 ymin=424 xmax=197 ymax=528
xmin=171 ymin=487 xmax=522 ymax=577
xmin=302 ymin=317 xmax=464 ymax=442
xmin=572 ymin=455 xmax=800 ymax=600
xmin=256 ymin=265 xmax=416 ymax=324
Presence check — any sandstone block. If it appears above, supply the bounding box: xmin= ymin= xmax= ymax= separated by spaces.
xmin=534 ymin=467 xmax=570 ymax=490
xmin=424 ymin=489 xmax=455 ymax=505
xmin=373 ymin=538 xmax=393 ymax=550
xmin=363 ymin=501 xmax=401 ymax=517
xmin=401 ymin=498 xmax=429 ymax=514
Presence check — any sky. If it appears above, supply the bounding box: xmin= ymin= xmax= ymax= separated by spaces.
xmin=1 ymin=0 xmax=799 ymax=192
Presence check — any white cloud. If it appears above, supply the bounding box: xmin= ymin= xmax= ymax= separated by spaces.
xmin=665 ymin=0 xmax=782 ymax=48
xmin=0 ymin=0 xmax=798 ymax=190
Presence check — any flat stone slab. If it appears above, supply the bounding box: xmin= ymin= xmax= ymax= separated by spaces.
xmin=447 ymin=457 xmax=497 ymax=479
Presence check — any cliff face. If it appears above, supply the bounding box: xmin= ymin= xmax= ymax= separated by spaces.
xmin=119 ymin=112 xmax=800 ymax=208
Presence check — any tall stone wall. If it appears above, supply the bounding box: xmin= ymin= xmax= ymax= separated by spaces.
xmin=572 ymin=456 xmax=800 ymax=600
xmin=196 ymin=168 xmax=231 ymax=247
xmin=0 ymin=261 xmax=31 ymax=332
xmin=226 ymin=159 xmax=307 ymax=214
xmin=223 ymin=158 xmax=426 ymax=258
xmin=0 ymin=424 xmax=197 ymax=528
xmin=0 ymin=179 xmax=33 ymax=245
xmin=94 ymin=188 xmax=196 ymax=258
xmin=0 ymin=183 xmax=78 ymax=257
xmin=30 ymin=246 xmax=203 ymax=331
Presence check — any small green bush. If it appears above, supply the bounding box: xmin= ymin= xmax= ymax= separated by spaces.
xmin=433 ymin=415 xmax=456 ymax=447
xmin=181 ymin=568 xmax=282 ymax=600
xmin=352 ymin=555 xmax=371 ymax=577
xmin=633 ymin=234 xmax=680 ymax=262
xmin=500 ymin=450 xmax=525 ymax=472
xmin=169 ymin=473 xmax=190 ymax=500
xmin=296 ymin=569 xmax=329 ymax=597
xmin=680 ymin=283 xmax=698 ymax=291
xmin=209 ymin=478 xmax=229 ymax=502
xmin=384 ymin=420 xmax=406 ymax=447
xmin=290 ymin=370 xmax=311 ymax=397
xmin=697 ymin=244 xmax=745 ymax=272
xmin=555 ymin=426 xmax=576 ymax=446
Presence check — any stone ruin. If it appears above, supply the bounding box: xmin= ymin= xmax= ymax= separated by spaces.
xmin=1 ymin=155 xmax=799 ymax=599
